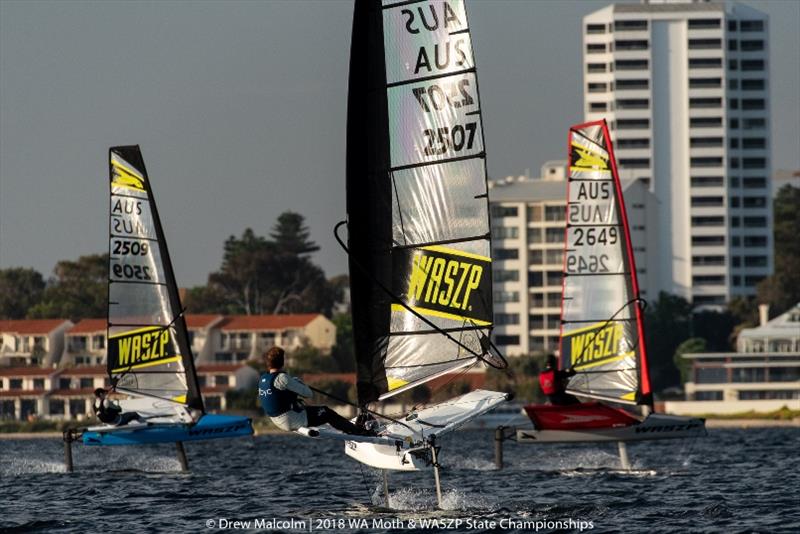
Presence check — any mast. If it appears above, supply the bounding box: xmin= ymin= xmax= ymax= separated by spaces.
xmin=107 ymin=146 xmax=204 ymax=412
xmin=559 ymin=120 xmax=651 ymax=406
xmin=346 ymin=0 xmax=499 ymax=405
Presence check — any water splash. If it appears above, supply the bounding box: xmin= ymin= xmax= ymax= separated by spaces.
xmin=0 ymin=457 xmax=66 ymax=476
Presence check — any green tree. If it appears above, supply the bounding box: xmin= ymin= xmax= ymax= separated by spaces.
xmin=757 ymin=185 xmax=800 ymax=315
xmin=330 ymin=313 xmax=355 ymax=372
xmin=287 ymin=342 xmax=338 ymax=374
xmin=183 ymin=285 xmax=234 ymax=314
xmin=673 ymin=337 xmax=706 ymax=385
xmin=0 ymin=268 xmax=45 ymax=319
xmin=27 ymin=254 xmax=108 ymax=321
xmin=644 ymin=292 xmax=692 ymax=392
xmin=270 ymin=211 xmax=320 ymax=256
xmin=485 ymin=353 xmax=545 ymax=403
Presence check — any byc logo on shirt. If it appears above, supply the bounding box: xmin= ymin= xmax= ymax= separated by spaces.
xmin=258 ymin=388 xmax=272 ymax=397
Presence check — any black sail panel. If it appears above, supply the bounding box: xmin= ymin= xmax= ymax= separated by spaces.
xmin=107 ymin=146 xmax=204 ymax=412
xmin=347 ymin=0 xmax=494 ymax=404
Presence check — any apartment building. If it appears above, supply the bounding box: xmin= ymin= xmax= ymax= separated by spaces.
xmin=0 ymin=319 xmax=72 ymax=367
xmin=216 ymin=314 xmax=336 ymax=363
xmin=583 ymin=0 xmax=772 ymax=305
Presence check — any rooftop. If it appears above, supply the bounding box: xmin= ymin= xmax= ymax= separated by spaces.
xmin=67 ymin=319 xmax=106 ymax=335
xmin=220 ymin=314 xmax=321 ymax=331
xmin=739 ymin=304 xmax=800 ymax=341
xmin=0 ymin=319 xmax=71 ymax=335
xmin=185 ymin=314 xmax=225 ymax=329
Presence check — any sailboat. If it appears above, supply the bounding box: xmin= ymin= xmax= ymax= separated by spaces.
xmin=519 ymin=120 xmax=706 ymax=450
xmin=76 ymin=146 xmax=253 ymax=447
xmin=296 ymin=0 xmax=509 ymax=503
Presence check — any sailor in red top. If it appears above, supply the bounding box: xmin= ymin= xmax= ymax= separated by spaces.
xmin=539 ymin=355 xmax=579 ymax=405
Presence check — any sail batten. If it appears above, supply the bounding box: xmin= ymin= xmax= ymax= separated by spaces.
xmin=560 ymin=121 xmax=651 ymax=406
xmin=347 ymin=0 xmax=495 ymax=405
xmin=107 ymin=146 xmax=203 ymax=413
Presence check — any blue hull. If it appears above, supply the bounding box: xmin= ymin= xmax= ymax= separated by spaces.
xmin=82 ymin=414 xmax=253 ymax=446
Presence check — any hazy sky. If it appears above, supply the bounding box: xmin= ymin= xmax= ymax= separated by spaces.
xmin=1 ymin=0 xmax=798 ymax=286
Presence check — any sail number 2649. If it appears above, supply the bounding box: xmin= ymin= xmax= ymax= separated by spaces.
xmin=423 ymin=123 xmax=477 ymax=156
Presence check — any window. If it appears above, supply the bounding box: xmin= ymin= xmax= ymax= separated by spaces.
xmin=214 ymin=375 xmax=229 ymax=386
xmin=586 ymin=43 xmax=606 ymax=54
xmin=587 ymin=63 xmax=606 ymax=73
xmin=743 ymin=177 xmax=766 ymax=189
xmin=544 ymin=206 xmax=565 ymax=221
xmin=617 ymin=118 xmax=649 ymax=129
xmin=494 ymin=291 xmax=519 ymax=303
xmin=59 ymin=378 xmax=71 ymax=389
xmin=492 ymin=227 xmax=519 ymax=239
xmin=691 ymin=216 xmax=724 ymax=227
xmin=741 ymin=99 xmax=765 ymax=111
xmin=615 ymin=79 xmax=648 ymax=90
xmin=743 ymin=157 xmax=766 ymax=169
xmin=615 ymin=59 xmax=648 ymax=71
xmin=728 ymin=20 xmax=737 ymax=32
xmin=728 ymin=39 xmax=738 ymax=51
xmin=729 ymin=79 xmax=739 ymax=90
xmin=696 ymin=367 xmax=727 ymax=384
xmin=730 ymin=196 xmax=740 ymax=208
xmin=732 ymin=236 xmax=741 ymax=247
xmin=729 ymin=98 xmax=739 ymax=110
xmin=494 ymin=249 xmax=519 ymax=260
xmin=528 ymin=250 xmax=543 ymax=265
xmin=590 ymin=102 xmax=608 ymax=112
xmin=730 ymin=118 xmax=739 ymax=129
xmin=493 ymin=270 xmax=519 ymax=282
xmin=690 ymin=117 xmax=722 ymax=128
xmin=545 ymin=228 xmax=564 ymax=244
xmin=69 ymin=399 xmax=86 ymax=416
xmin=692 ymin=235 xmax=725 ymax=246
xmin=689 ymin=58 xmax=722 ymax=69
xmin=688 ymin=38 xmax=721 ymax=49
xmin=197 ymin=375 xmax=207 ymax=387
xmin=205 ymin=397 xmax=222 ymax=411
xmin=743 ymin=196 xmax=767 ymax=208
xmin=691 ymin=196 xmax=723 ymax=207
xmin=80 ymin=378 xmax=93 ymax=388
xmin=689 ymin=77 xmax=721 ymax=89
xmin=743 ymin=118 xmax=766 ymax=130
xmin=527 ymin=229 xmax=542 ymax=245
xmin=741 ymin=60 xmax=765 ymax=71
xmin=691 ymin=176 xmax=723 ymax=187
xmin=546 ymin=293 xmax=561 ymax=307
xmin=688 ymin=18 xmax=720 ymax=29
xmin=692 ymin=274 xmax=725 ymax=286
xmin=545 ymin=249 xmax=564 ymax=265
xmin=32 ymin=378 xmax=44 ymax=390
xmin=587 ymin=82 xmax=607 ymax=93
xmin=615 ymin=39 xmax=648 ymax=51
xmin=744 ymin=256 xmax=768 ymax=267
xmin=617 ymin=138 xmax=650 ymax=149
xmin=740 ymin=20 xmax=764 ymax=32
xmin=616 ymin=99 xmax=649 ymax=110
xmin=586 ymin=23 xmax=605 ymax=34
xmin=494 ymin=313 xmax=520 ymax=325
xmin=618 ymin=158 xmax=650 ymax=168
xmin=692 ymin=255 xmax=725 ymax=266
xmin=740 ymin=39 xmax=764 ymax=51
xmin=690 ymin=137 xmax=722 ymax=148
xmin=49 ymin=399 xmax=65 ymax=415
xmin=729 ymin=59 xmax=738 ymax=71
xmin=741 ymin=79 xmax=765 ymax=91
xmin=730 ymin=157 xmax=740 ymax=169
xmin=69 ymin=336 xmax=87 ymax=352
xmin=92 ymin=335 xmax=105 ymax=350
xmin=690 ymin=157 xmax=723 ymax=168
xmin=743 ymin=138 xmax=766 ymax=150
xmin=695 ymin=391 xmax=723 ymax=401
xmin=614 ymin=20 xmax=647 ymax=31
xmin=494 ymin=335 xmax=520 ymax=346
xmin=743 ymin=217 xmax=767 ymax=228
xmin=491 ymin=205 xmax=518 ymax=217
xmin=730 ymin=138 xmax=739 ymax=149
xmin=9 ymin=379 xmax=22 ymax=390
xmin=689 ymin=97 xmax=722 ymax=108
xmin=745 ymin=275 xmax=765 ymax=287
xmin=733 ymin=256 xmax=741 ymax=267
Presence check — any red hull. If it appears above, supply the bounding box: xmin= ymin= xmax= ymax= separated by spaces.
xmin=524 ymin=402 xmax=640 ymax=430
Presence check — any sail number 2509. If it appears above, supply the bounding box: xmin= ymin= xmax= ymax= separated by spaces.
xmin=423 ymin=123 xmax=477 ymax=156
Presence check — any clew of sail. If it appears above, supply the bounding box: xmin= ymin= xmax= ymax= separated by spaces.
xmin=107 ymin=146 xmax=203 ymax=413
xmin=347 ymin=0 xmax=500 ymax=404
xmin=560 ymin=121 xmax=652 ymax=406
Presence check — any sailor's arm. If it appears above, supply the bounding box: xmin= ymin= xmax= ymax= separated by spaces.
xmin=274 ymin=373 xmax=313 ymax=398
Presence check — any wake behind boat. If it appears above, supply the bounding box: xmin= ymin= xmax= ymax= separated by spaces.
xmin=519 ymin=121 xmax=706 ymax=450
xmin=64 ymin=146 xmax=252 ymax=461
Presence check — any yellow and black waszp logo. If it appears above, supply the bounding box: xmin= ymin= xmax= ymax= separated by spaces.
xmin=569 ymin=139 xmax=609 ymax=172
xmin=109 ymin=326 xmax=179 ymax=373
xmin=393 ymin=245 xmax=492 ymax=325
xmin=563 ymin=321 xmax=629 ymax=370
xmin=111 ymin=158 xmax=146 ymax=192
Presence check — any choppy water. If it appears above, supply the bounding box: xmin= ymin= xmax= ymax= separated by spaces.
xmin=1 ymin=427 xmax=798 ymax=533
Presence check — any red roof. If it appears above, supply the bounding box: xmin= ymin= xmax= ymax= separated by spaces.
xmin=197 ymin=364 xmax=249 ymax=374
xmin=59 ymin=366 xmax=106 ymax=377
xmin=200 ymin=386 xmax=233 ymax=394
xmin=0 ymin=367 xmax=60 ymax=377
xmin=0 ymin=390 xmax=45 ymax=397
xmin=185 ymin=314 xmax=224 ymax=329
xmin=0 ymin=319 xmax=70 ymax=335
xmin=67 ymin=319 xmax=106 ymax=334
xmin=50 ymin=388 xmax=97 ymax=397
xmin=220 ymin=314 xmax=320 ymax=331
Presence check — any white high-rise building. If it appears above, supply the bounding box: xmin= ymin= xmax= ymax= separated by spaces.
xmin=583 ymin=0 xmax=772 ymax=306
xmin=490 ymin=162 xmax=658 ymax=356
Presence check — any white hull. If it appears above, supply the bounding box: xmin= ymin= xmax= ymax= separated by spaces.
xmin=345 ymin=390 xmax=510 ymax=471
xmin=516 ymin=413 xmax=706 ymax=443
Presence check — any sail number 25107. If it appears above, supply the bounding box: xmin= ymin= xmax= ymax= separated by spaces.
xmin=423 ymin=123 xmax=477 ymax=156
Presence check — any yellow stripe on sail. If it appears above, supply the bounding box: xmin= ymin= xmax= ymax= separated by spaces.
xmin=111 ymin=159 xmax=146 ymax=191
xmin=390 ymin=303 xmax=492 ymax=326
xmin=109 ymin=325 xmax=163 ymax=339
xmin=111 ymin=355 xmax=181 ymax=374
xmin=171 ymin=394 xmax=187 ymax=404
xmin=387 ymin=377 xmax=409 ymax=391
xmin=620 ymin=392 xmax=636 ymax=401
xmin=573 ymin=351 xmax=634 ymax=370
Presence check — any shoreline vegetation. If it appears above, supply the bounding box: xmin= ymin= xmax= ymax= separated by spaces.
xmin=1 ymin=407 xmax=798 ymax=438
